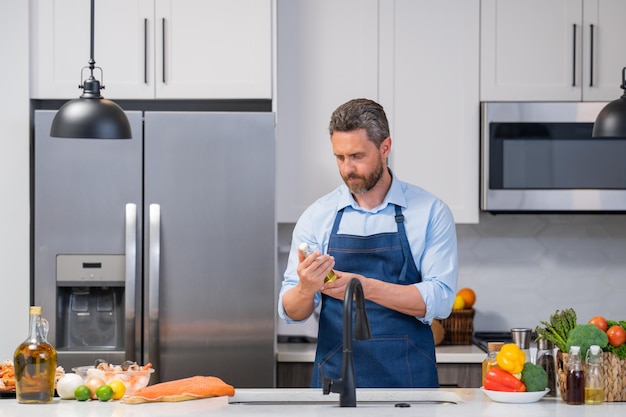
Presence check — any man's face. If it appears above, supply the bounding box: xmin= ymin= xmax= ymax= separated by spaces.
xmin=331 ymin=128 xmax=389 ymax=195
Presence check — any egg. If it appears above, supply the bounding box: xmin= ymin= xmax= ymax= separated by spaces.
xmin=56 ymin=373 xmax=85 ymax=399
xmin=85 ymin=376 xmax=107 ymax=399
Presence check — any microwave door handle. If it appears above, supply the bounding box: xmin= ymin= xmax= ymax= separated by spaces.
xmin=148 ymin=203 xmax=161 ymax=381
xmin=589 ymin=24 xmax=594 ymax=87
xmin=572 ymin=23 xmax=577 ymax=87
xmin=125 ymin=203 xmax=137 ymax=362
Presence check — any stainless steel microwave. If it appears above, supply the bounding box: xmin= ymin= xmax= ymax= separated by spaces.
xmin=481 ymin=102 xmax=626 ymax=212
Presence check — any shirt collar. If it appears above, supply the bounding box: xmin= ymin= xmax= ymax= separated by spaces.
xmin=336 ymin=169 xmax=407 ymax=213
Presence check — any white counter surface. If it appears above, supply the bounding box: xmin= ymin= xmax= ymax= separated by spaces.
xmin=277 ymin=342 xmax=486 ymax=363
xmin=1 ymin=389 xmax=624 ymax=417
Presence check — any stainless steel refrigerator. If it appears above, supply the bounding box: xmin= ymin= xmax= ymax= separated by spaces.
xmin=33 ymin=110 xmax=276 ymax=387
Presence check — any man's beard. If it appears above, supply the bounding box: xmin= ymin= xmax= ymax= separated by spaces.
xmin=342 ymin=158 xmax=384 ymax=195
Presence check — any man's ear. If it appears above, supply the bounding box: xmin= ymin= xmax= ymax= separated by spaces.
xmin=381 ymin=136 xmax=392 ymax=156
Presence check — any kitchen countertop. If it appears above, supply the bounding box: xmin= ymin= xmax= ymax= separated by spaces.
xmin=1 ymin=389 xmax=624 ymax=417
xmin=277 ymin=342 xmax=486 ymax=363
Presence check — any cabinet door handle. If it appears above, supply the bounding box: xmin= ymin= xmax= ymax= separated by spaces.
xmin=589 ymin=24 xmax=594 ymax=87
xmin=144 ymin=18 xmax=148 ymax=84
xmin=162 ymin=18 xmax=166 ymax=83
xmin=572 ymin=24 xmax=577 ymax=87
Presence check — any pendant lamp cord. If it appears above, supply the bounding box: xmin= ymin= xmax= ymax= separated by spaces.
xmin=88 ymin=0 xmax=96 ymax=77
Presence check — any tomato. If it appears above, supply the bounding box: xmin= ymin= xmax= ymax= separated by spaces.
xmin=588 ymin=316 xmax=608 ymax=332
xmin=607 ymin=325 xmax=626 ymax=347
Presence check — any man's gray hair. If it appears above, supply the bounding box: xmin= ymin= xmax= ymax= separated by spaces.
xmin=328 ymin=98 xmax=390 ymax=148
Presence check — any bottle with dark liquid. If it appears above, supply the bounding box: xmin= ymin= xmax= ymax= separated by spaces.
xmin=14 ymin=306 xmax=57 ymax=404
xmin=566 ymin=345 xmax=584 ymax=405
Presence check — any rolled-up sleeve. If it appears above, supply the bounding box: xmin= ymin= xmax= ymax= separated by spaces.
xmin=412 ymin=199 xmax=458 ymax=324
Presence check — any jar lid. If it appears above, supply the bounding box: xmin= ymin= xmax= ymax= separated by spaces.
xmin=487 ymin=341 xmax=504 ymax=352
xmin=537 ymin=338 xmax=554 ymax=350
xmin=29 ymin=306 xmax=42 ymax=315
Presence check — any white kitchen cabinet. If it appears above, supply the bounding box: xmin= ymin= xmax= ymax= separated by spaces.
xmin=31 ymin=0 xmax=271 ymax=99
xmin=275 ymin=0 xmax=379 ymax=222
xmin=382 ymin=0 xmax=479 ymax=224
xmin=276 ymin=0 xmax=479 ymax=224
xmin=481 ymin=0 xmax=626 ymax=101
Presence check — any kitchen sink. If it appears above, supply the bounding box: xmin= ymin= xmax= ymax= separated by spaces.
xmin=228 ymin=388 xmax=463 ymax=406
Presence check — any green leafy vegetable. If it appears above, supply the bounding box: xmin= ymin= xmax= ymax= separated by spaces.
xmin=534 ymin=308 xmax=577 ymax=352
xmin=565 ymin=323 xmax=608 ymax=357
xmin=606 ymin=343 xmax=626 ymax=359
xmin=521 ymin=362 xmax=548 ymax=392
xmin=606 ymin=320 xmax=626 ymax=329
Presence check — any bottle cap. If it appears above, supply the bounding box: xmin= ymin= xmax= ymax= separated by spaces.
xmin=537 ymin=338 xmax=554 ymax=350
xmin=511 ymin=328 xmax=531 ymax=349
xmin=29 ymin=306 xmax=42 ymax=315
xmin=589 ymin=345 xmax=602 ymax=355
xmin=569 ymin=345 xmax=580 ymax=354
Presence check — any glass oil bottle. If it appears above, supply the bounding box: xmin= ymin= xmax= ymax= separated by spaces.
xmin=14 ymin=306 xmax=57 ymax=404
xmin=481 ymin=341 xmax=504 ymax=386
xmin=585 ymin=344 xmax=604 ymax=404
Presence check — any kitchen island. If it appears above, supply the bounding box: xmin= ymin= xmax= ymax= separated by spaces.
xmin=1 ymin=389 xmax=624 ymax=417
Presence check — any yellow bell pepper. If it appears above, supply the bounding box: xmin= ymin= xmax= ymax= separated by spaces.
xmin=495 ymin=343 xmax=526 ymax=374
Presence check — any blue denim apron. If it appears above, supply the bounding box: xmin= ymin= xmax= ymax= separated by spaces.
xmin=311 ymin=205 xmax=439 ymax=388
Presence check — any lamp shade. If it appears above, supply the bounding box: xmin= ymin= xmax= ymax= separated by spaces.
xmin=50 ymin=74 xmax=132 ymax=139
xmin=592 ymin=67 xmax=626 ymax=138
xmin=592 ymin=95 xmax=626 ymax=138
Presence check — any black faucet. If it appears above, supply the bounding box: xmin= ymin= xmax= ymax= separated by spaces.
xmin=322 ymin=278 xmax=371 ymax=407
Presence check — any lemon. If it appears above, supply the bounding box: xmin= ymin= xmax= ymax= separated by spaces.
xmin=108 ymin=380 xmax=126 ymax=400
xmin=74 ymin=385 xmax=92 ymax=401
xmin=452 ymin=294 xmax=466 ymax=310
xmin=95 ymin=384 xmax=114 ymax=402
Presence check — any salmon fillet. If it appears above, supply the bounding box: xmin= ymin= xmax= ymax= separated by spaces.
xmin=123 ymin=376 xmax=235 ymax=404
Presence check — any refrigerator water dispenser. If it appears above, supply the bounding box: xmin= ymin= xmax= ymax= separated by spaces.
xmin=56 ymin=255 xmax=125 ymax=351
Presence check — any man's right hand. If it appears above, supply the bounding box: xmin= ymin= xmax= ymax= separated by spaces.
xmin=296 ymin=247 xmax=335 ymax=295
xmin=281 ymin=247 xmax=335 ymax=321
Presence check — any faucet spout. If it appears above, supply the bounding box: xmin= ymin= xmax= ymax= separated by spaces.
xmin=322 ymin=278 xmax=371 ymax=407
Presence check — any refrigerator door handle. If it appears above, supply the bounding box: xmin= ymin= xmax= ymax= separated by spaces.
xmin=148 ymin=203 xmax=161 ymax=380
xmin=125 ymin=203 xmax=137 ymax=362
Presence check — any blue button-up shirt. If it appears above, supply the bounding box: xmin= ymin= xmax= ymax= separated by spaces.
xmin=278 ymin=172 xmax=458 ymax=325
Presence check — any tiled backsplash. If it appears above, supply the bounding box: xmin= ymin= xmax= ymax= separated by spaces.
xmin=278 ymin=213 xmax=626 ymax=334
xmin=459 ymin=213 xmax=626 ymax=332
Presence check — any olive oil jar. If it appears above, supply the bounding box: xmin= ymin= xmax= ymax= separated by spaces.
xmin=14 ymin=306 xmax=57 ymax=403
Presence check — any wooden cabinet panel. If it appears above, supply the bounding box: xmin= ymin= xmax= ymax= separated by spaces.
xmin=277 ymin=362 xmax=482 ymax=388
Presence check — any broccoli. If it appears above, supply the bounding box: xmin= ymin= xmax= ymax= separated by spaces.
xmin=565 ymin=323 xmax=609 ymax=357
xmin=521 ymin=362 xmax=548 ymax=392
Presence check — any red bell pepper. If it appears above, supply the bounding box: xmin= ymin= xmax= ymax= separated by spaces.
xmin=484 ymin=367 xmax=527 ymax=392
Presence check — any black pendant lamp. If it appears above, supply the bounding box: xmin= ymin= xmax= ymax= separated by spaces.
xmin=592 ymin=67 xmax=626 ymax=138
xmin=50 ymin=0 xmax=131 ymax=139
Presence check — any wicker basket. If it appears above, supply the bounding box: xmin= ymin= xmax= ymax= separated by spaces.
xmin=439 ymin=308 xmax=475 ymax=345
xmin=556 ymin=350 xmax=626 ymax=402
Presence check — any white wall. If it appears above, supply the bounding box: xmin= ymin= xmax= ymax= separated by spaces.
xmin=458 ymin=213 xmax=626 ymax=331
xmin=0 ymin=2 xmax=30 ymax=358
